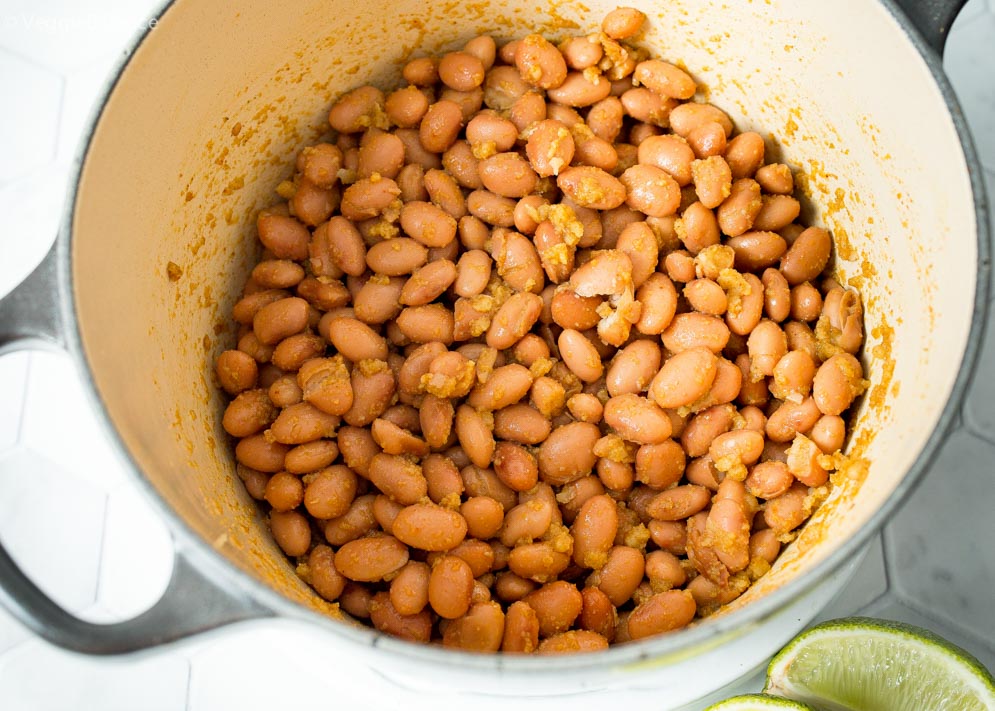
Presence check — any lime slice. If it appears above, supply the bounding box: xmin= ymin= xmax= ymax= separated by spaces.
xmin=764 ymin=617 xmax=995 ymax=710
xmin=704 ymin=694 xmax=818 ymax=710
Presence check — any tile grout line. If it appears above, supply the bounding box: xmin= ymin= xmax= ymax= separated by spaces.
xmin=13 ymin=354 xmax=33 ymax=448
xmin=51 ymin=70 xmax=68 ymax=169
xmin=0 ymin=49 xmax=67 ymax=171
xmin=961 ymin=425 xmax=995 ymax=452
xmin=879 ymin=529 xmax=894 ymax=595
xmin=854 ymin=588 xmax=895 ymax=618
xmin=184 ymin=658 xmax=194 ymax=711
xmin=91 ymin=493 xmax=111 ymax=611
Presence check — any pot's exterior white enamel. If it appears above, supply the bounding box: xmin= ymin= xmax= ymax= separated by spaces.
xmin=0 ymin=0 xmax=986 ymax=703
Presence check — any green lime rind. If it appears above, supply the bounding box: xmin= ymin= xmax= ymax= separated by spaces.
xmin=764 ymin=616 xmax=995 ymax=711
xmin=703 ymin=694 xmax=818 ymax=710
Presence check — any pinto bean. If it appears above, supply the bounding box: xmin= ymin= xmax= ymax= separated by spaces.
xmin=479 ymin=152 xmax=540 ymax=198
xmin=649 ymin=346 xmax=717 ymax=409
xmin=561 ymin=36 xmax=604 ymax=70
xmin=494 ymin=404 xmax=552 ymax=444
xmin=647 ymin=485 xmax=711 ymax=520
xmin=809 ymin=415 xmax=845 ymax=454
xmin=763 ymin=482 xmax=809 ymax=534
xmin=547 ymin=71 xmax=613 ymax=107
xmin=551 ymin=288 xmax=603 ymax=330
xmin=813 ymin=353 xmax=866 ymax=416
xmin=690 ymin=156 xmax=732 ymax=209
xmin=502 ymin=600 xmax=541 ymax=652
xmin=593 ymin=546 xmax=645 ymax=606
xmin=762 ymin=267 xmax=792 ymax=322
xmin=621 ymin=89 xmax=677 ymax=127
xmin=323 ymin=494 xmax=377 ymax=546
xmin=571 ymin=495 xmax=619 ymax=569
xmin=781 ymin=226 xmax=832 ymax=285
xmin=366 ymin=238 xmax=428 ymax=276
xmin=621 ymin=164 xmax=681 ymax=217
xmin=538 ymin=422 xmax=601 ymax=485
xmin=602 ymin=7 xmax=646 ymax=38
xmin=526 ymin=119 xmax=576 ymax=177
xmin=386 ymin=86 xmax=430 ymax=128
xmin=390 ymin=561 xmax=431 ymax=616
xmin=508 ymin=541 xmax=572 ymax=582
xmin=662 ymin=313 xmax=731 ymax=354
xmin=557 ymin=166 xmax=627 ymax=210
xmin=766 ymin=397 xmax=823 ymax=443
xmin=428 ymin=555 xmax=475 ymax=619
xmin=369 ymin=453 xmax=427 ymax=504
xmin=724 ymin=132 xmax=765 ymax=179
xmin=420 ymin=100 xmax=465 ymax=154
xmin=326 ymin=318 xmax=388 ymax=362
xmin=634 ymin=440 xmax=685 ymax=490
xmin=820 ymin=287 xmax=865 ymax=354
xmin=633 ymin=60 xmax=696 ymax=100
xmin=335 ymin=536 xmax=409 ymax=582
xmin=728 ymin=231 xmax=788 ymax=272
xmin=606 ymin=340 xmax=661 ymax=396
xmin=487 ymin=292 xmax=544 ymax=350
xmin=634 ymin=273 xmax=677 ymax=335
xmin=604 ymin=394 xmax=672 ymax=444
xmin=525 ymin=581 xmax=583 ymax=637
xmin=558 ymin=328 xmax=604 ymax=383
xmin=515 ymin=34 xmax=568 ymax=89
xmin=303 ymin=465 xmax=358 ymax=519
xmin=400 ymin=201 xmax=458 ymax=248
xmin=443 ymin=602 xmax=506 ymax=652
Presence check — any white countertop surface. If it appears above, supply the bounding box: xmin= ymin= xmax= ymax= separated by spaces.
xmin=1 ymin=0 xmax=993 ymax=708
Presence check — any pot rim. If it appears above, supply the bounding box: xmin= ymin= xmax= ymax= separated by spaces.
xmin=57 ymin=0 xmax=991 ymax=672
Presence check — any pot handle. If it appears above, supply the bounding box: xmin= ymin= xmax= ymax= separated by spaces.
xmin=892 ymin=0 xmax=968 ymax=54
xmin=0 ymin=242 xmax=67 ymax=354
xmin=0 ymin=545 xmax=272 ymax=655
xmin=0 ymin=244 xmax=273 ymax=653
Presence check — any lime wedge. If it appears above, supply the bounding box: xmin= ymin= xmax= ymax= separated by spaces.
xmin=704 ymin=694 xmax=818 ymax=710
xmin=764 ymin=617 xmax=995 ymax=710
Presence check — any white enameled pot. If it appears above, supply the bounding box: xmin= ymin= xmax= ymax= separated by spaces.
xmin=0 ymin=0 xmax=988 ymax=707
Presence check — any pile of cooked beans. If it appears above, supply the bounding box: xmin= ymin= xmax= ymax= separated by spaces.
xmin=215 ymin=7 xmax=868 ymax=654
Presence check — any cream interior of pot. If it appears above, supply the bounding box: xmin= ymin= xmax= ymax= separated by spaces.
xmin=72 ymin=0 xmax=977 ymax=626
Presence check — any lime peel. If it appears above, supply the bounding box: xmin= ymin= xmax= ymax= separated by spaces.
xmin=704 ymin=693 xmax=818 ymax=710
xmin=764 ymin=616 xmax=995 ymax=711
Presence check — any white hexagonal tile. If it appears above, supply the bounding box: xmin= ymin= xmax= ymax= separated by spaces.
xmin=964 ymin=299 xmax=995 ymax=442
xmin=0 ymin=49 xmax=61 ymax=186
xmin=56 ymin=52 xmax=121 ymax=162
xmin=0 ymin=637 xmax=190 ymax=711
xmin=187 ymin=623 xmax=397 ymax=711
xmin=0 ymin=352 xmax=31 ymax=456
xmin=816 ymin=534 xmax=889 ymax=621
xmin=884 ymin=430 xmax=995 ymax=653
xmin=944 ymin=12 xmax=995 ymax=172
xmin=0 ymin=0 xmax=159 ymax=75
xmin=0 ymin=603 xmax=31 ymax=656
xmin=20 ymin=350 xmax=130 ymax=492
xmin=87 ymin=482 xmax=173 ymax=622
xmin=951 ymin=0 xmax=987 ymax=26
xmin=0 ymin=447 xmax=106 ymax=613
xmin=0 ymin=171 xmax=63 ymax=301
